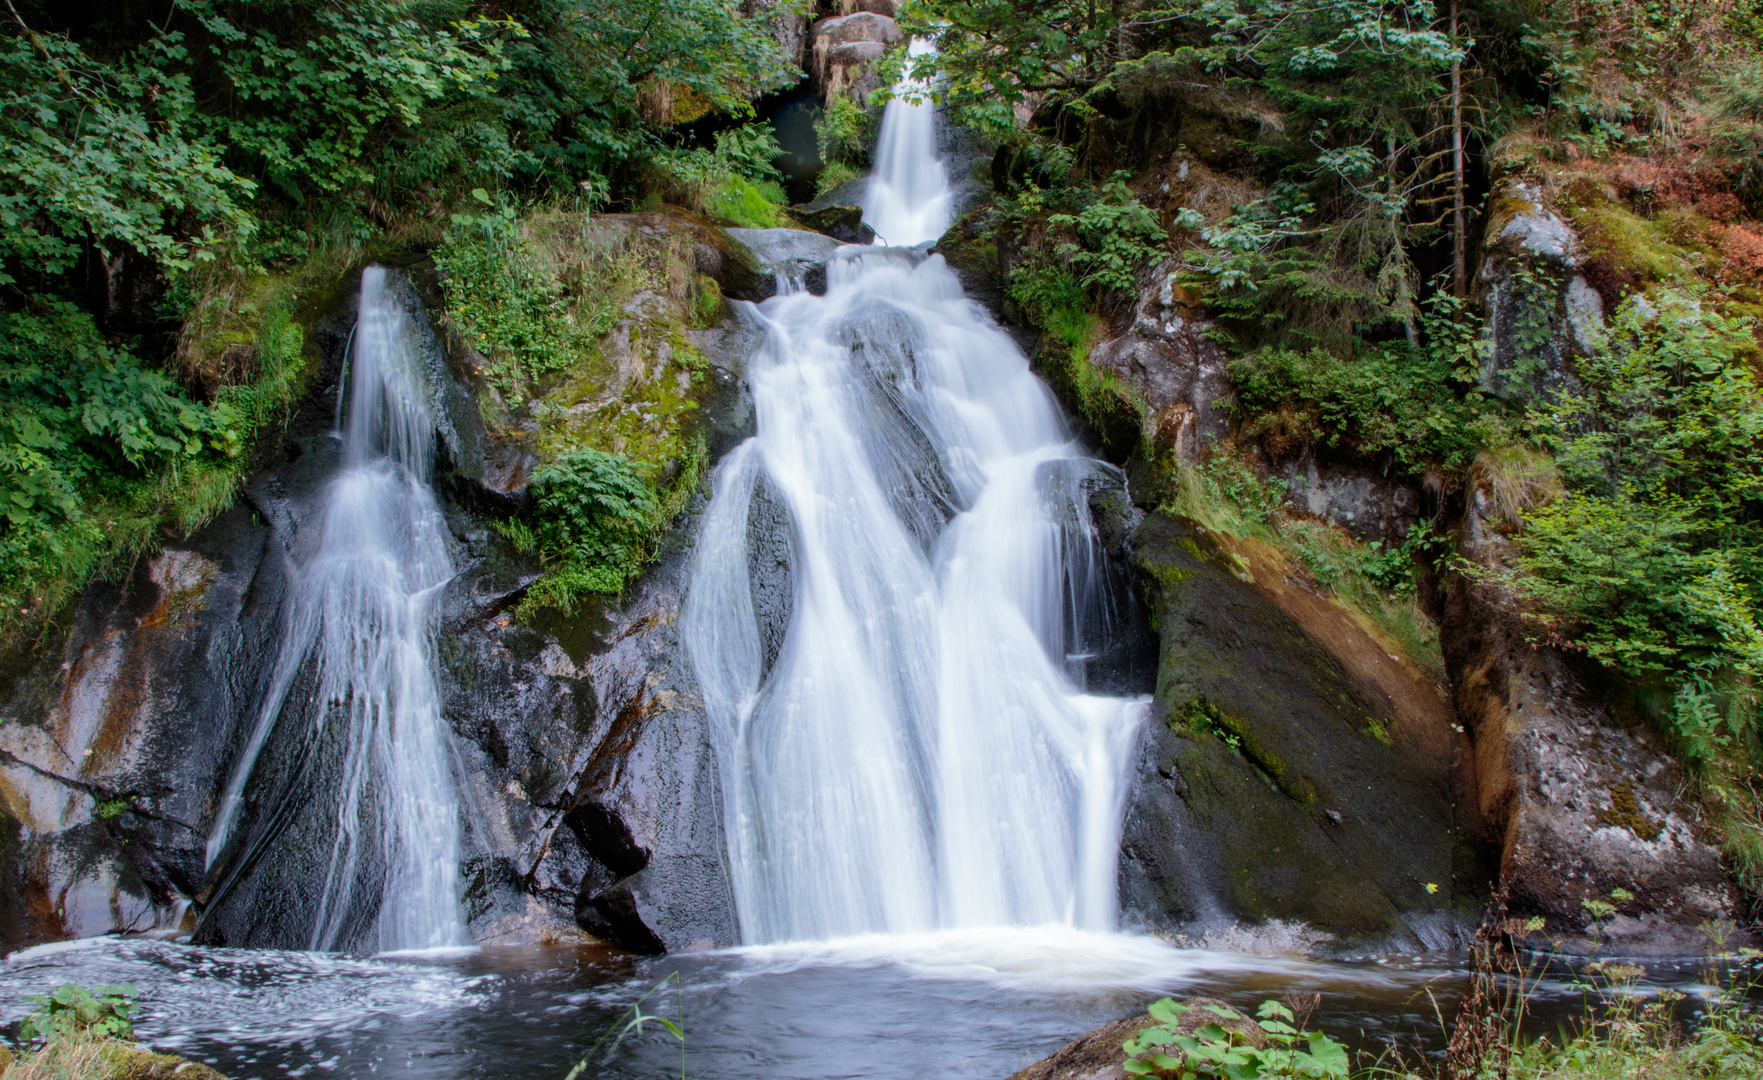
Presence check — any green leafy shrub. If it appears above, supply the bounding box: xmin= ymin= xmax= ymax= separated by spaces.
xmin=193 ymin=5 xmax=519 ymax=201
xmin=0 ymin=302 xmax=255 ymax=626
xmin=814 ymin=161 xmax=864 ymax=199
xmin=1504 ymin=291 xmax=1763 ymax=761
xmin=514 ymin=449 xmax=658 ymax=615
xmin=0 ymin=29 xmax=254 ymax=283
xmin=1045 ymin=177 xmax=1168 ymax=293
xmin=814 ymin=96 xmax=875 ymax=173
xmin=1008 ymin=256 xmax=1094 ymax=350
xmin=1163 ymin=453 xmax=1288 ymax=536
xmin=1123 ymin=998 xmax=1349 ymax=1079
xmin=655 ymin=123 xmax=790 ymax=227
xmin=1230 ymin=341 xmax=1500 ymax=476
xmin=18 ymin=984 xmax=138 ymax=1044
xmin=436 ymin=195 xmax=647 ymax=403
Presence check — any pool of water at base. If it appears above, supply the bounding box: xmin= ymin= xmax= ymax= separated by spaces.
xmin=0 ymin=928 xmax=1749 ymax=1080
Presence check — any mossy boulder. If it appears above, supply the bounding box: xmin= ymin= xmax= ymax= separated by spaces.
xmin=0 ymin=1034 xmax=229 ymax=1079
xmin=1004 ymin=998 xmax=1266 ymax=1080
xmin=786 ymin=203 xmax=873 ymax=244
xmin=1121 ymin=515 xmax=1475 ymax=951
xmin=931 ymin=209 xmax=1004 ymax=310
xmin=1474 ymin=180 xmax=1603 ymax=405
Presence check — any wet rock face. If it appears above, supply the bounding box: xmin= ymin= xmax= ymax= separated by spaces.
xmin=1 ymin=233 xmax=764 ymax=956
xmin=1443 ymin=497 xmax=1739 ymax=955
xmin=1079 ymin=272 xmax=1232 ymax=464
xmin=724 ymin=227 xmax=842 ymax=296
xmin=786 ymin=204 xmax=875 ymax=244
xmin=1121 ymin=515 xmax=1473 ymax=953
xmin=510 ymin=523 xmax=741 ymax=955
xmin=0 ymin=507 xmax=285 ymax=948
xmin=1476 ymin=181 xmax=1605 ymax=404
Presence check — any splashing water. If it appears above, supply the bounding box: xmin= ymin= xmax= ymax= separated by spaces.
xmin=686 ymin=76 xmax=1150 ymax=946
xmin=861 ymin=40 xmax=954 ymax=246
xmin=206 ymin=268 xmax=466 ymax=953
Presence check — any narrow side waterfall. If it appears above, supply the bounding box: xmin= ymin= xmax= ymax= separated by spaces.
xmin=207 ymin=268 xmax=467 ymax=953
xmin=861 ymin=40 xmax=954 ymax=246
xmin=686 ymin=84 xmax=1150 ymax=945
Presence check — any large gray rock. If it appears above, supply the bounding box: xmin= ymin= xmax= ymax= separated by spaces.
xmin=1272 ymin=458 xmax=1426 ymax=544
xmin=1476 ymin=182 xmax=1604 ymax=404
xmin=810 ymin=13 xmax=902 ymax=102
xmin=1080 ymin=272 xmax=1232 ymax=465
xmin=725 ymin=227 xmax=843 ymax=295
xmin=1442 ymin=492 xmax=1741 ymax=955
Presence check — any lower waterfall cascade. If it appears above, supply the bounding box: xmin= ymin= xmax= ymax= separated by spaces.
xmin=684 ymin=60 xmax=1153 ymax=945
xmin=204 ymin=267 xmax=468 ymax=954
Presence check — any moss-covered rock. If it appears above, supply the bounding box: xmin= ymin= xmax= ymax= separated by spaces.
xmin=0 ymin=1032 xmax=228 ymax=1079
xmin=1121 ymin=514 xmax=1475 ymax=950
xmin=1444 ymin=494 xmax=1740 ymax=955
xmin=786 ymin=203 xmax=873 ymax=243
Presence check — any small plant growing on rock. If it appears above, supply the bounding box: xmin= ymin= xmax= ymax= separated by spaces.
xmin=17 ymin=983 xmax=138 ymax=1045
xmin=1122 ymin=998 xmax=1349 ymax=1079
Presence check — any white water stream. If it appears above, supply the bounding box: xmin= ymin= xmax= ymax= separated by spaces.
xmin=685 ymin=63 xmax=1150 ymax=946
xmin=859 ymin=39 xmax=954 ymax=247
xmin=206 ymin=268 xmax=467 ymax=953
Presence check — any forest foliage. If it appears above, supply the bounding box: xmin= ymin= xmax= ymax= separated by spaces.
xmin=0 ymin=0 xmax=795 ymax=635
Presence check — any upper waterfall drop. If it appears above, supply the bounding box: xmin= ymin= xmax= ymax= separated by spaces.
xmin=861 ymin=40 xmax=954 ymax=246
xmin=205 ymin=267 xmax=467 ymax=954
xmin=685 ymin=66 xmax=1150 ymax=947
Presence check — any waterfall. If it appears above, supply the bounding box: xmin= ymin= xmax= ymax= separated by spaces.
xmin=861 ymin=39 xmax=953 ymax=246
xmin=685 ymin=75 xmax=1149 ymax=945
xmin=206 ymin=268 xmax=467 ymax=954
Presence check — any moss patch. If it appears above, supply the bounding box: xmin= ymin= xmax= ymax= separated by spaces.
xmin=0 ymin=1031 xmax=228 ymax=1079
xmin=1172 ymin=696 xmax=1315 ymax=806
xmin=1598 ymin=783 xmax=1664 ymax=841
xmin=437 ymin=208 xmax=727 ymax=616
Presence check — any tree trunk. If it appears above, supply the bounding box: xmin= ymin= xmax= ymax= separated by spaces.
xmin=1451 ymin=0 xmax=1468 ymax=296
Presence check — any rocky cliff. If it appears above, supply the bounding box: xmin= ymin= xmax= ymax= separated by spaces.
xmin=0 ymin=215 xmax=785 ymax=956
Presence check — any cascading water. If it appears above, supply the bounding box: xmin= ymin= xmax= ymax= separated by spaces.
xmin=860 ymin=39 xmax=954 ymax=246
xmin=206 ymin=268 xmax=467 ymax=953
xmin=686 ymin=62 xmax=1150 ymax=946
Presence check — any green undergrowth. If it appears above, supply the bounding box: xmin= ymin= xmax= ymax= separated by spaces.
xmin=813 ymin=96 xmax=874 ymax=199
xmin=438 ymin=203 xmax=719 ymax=617
xmin=1108 ymin=975 xmax=1763 ymax=1080
xmin=652 ymin=123 xmax=794 ymax=229
xmin=0 ymin=264 xmax=318 ymax=654
xmin=1161 ymin=451 xmax=1445 ymax=677
xmin=1007 ymin=255 xmax=1144 ymax=442
xmin=1 ymin=981 xmax=227 ymax=1079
